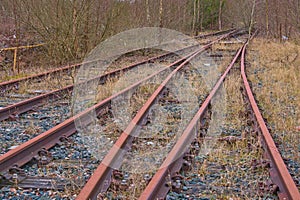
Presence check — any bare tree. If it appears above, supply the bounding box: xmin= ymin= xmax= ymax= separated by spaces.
xmin=265 ymin=0 xmax=269 ymax=36
xmin=159 ymin=0 xmax=163 ymax=28
xmin=248 ymin=0 xmax=257 ymax=39
xmin=146 ymin=0 xmax=151 ymax=25
xmin=192 ymin=0 xmax=197 ymax=34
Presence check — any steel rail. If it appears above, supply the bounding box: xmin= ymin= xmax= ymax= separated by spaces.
xmin=240 ymin=44 xmax=300 ymax=200
xmin=0 ymin=51 xmax=164 ymax=91
xmin=0 ymin=30 xmax=235 ymax=175
xmin=0 ymin=62 xmax=80 ymax=91
xmin=195 ymin=28 xmax=235 ymax=39
xmin=0 ymin=29 xmax=239 ymax=122
xmin=0 ymin=54 xmax=168 ymax=92
xmin=139 ymin=44 xmax=244 ymax=200
xmin=75 ymin=31 xmax=236 ymax=200
xmin=0 ymin=29 xmax=235 ymax=91
xmin=0 ymin=52 xmax=188 ymax=173
xmin=0 ymin=54 xmax=182 ymax=122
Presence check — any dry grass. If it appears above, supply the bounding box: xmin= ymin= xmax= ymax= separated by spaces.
xmin=247 ymin=39 xmax=300 ymax=164
xmin=202 ymin=139 xmax=269 ymax=199
xmin=105 ymin=49 xmax=165 ymax=73
xmin=33 ymin=160 xmax=89 ymax=198
xmin=223 ymin=70 xmax=246 ymax=130
xmin=184 ymin=67 xmax=272 ymax=199
xmin=212 ymin=43 xmax=242 ymax=52
xmin=96 ymin=77 xmax=119 ymax=102
xmin=102 ymin=69 xmax=202 ymax=199
xmin=25 ymin=74 xmax=72 ymax=91
xmin=213 ymin=71 xmax=270 ymax=198
xmin=0 ymin=48 xmax=162 ymax=86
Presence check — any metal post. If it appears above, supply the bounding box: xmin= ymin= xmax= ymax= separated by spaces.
xmin=13 ymin=48 xmax=17 ymax=73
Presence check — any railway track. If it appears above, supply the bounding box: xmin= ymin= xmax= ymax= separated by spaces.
xmin=0 ymin=29 xmax=242 ymax=122
xmin=77 ymin=39 xmax=299 ymax=199
xmin=0 ymin=30 xmax=242 ymax=158
xmin=136 ymin=43 xmax=300 ymax=200
xmin=0 ymin=31 xmax=239 ymax=198
xmin=0 ymin=51 xmax=170 ymax=109
xmin=1 ymin=29 xmax=298 ymax=200
xmin=78 ymin=41 xmax=246 ymax=200
xmin=0 ymin=31 xmax=242 ymax=157
xmin=240 ymin=45 xmax=300 ymax=199
xmin=0 ymin=29 xmax=236 ymax=95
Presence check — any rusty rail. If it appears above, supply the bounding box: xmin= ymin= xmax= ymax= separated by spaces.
xmin=195 ymin=28 xmax=236 ymax=39
xmin=76 ymin=31 xmax=236 ymax=200
xmin=0 ymin=52 xmax=161 ymax=92
xmin=0 ymin=30 xmax=239 ymax=122
xmin=0 ymin=52 xmax=189 ymax=173
xmin=0 ymin=30 xmax=236 ymax=174
xmin=0 ymin=31 xmax=240 ymax=119
xmin=0 ymin=31 xmax=239 ymax=200
xmin=139 ymin=44 xmax=244 ymax=200
xmin=0 ymin=53 xmax=183 ymax=122
xmin=139 ymin=39 xmax=300 ymax=200
xmin=0 ymin=29 xmax=235 ymax=91
xmin=240 ymin=44 xmax=300 ymax=200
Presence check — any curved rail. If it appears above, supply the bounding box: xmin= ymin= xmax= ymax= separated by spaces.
xmin=240 ymin=45 xmax=300 ymax=200
xmin=139 ymin=40 xmax=300 ymax=200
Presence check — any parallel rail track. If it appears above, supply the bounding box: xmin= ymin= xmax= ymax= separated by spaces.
xmin=137 ymin=42 xmax=300 ymax=200
xmin=0 ymin=29 xmax=241 ymax=122
xmin=78 ymin=37 xmax=299 ymax=199
xmin=0 ymin=31 xmax=234 ymax=173
xmin=1 ymin=30 xmax=298 ymax=200
xmin=0 ymin=29 xmax=235 ymax=92
xmin=138 ymin=43 xmax=245 ymax=200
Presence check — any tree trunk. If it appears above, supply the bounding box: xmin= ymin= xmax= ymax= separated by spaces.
xmin=218 ymin=0 xmax=223 ymax=30
xmin=248 ymin=0 xmax=256 ymax=39
xmin=95 ymin=1 xmax=101 ymax=42
xmin=276 ymin=0 xmax=280 ymax=38
xmin=72 ymin=1 xmax=78 ymax=58
xmin=200 ymin=0 xmax=203 ymax=32
xmin=84 ymin=6 xmax=90 ymax=54
xmin=297 ymin=0 xmax=300 ymax=31
xmin=159 ymin=0 xmax=163 ymax=28
xmin=146 ymin=0 xmax=150 ymax=25
xmin=265 ymin=0 xmax=269 ymax=37
xmin=192 ymin=0 xmax=197 ymax=35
